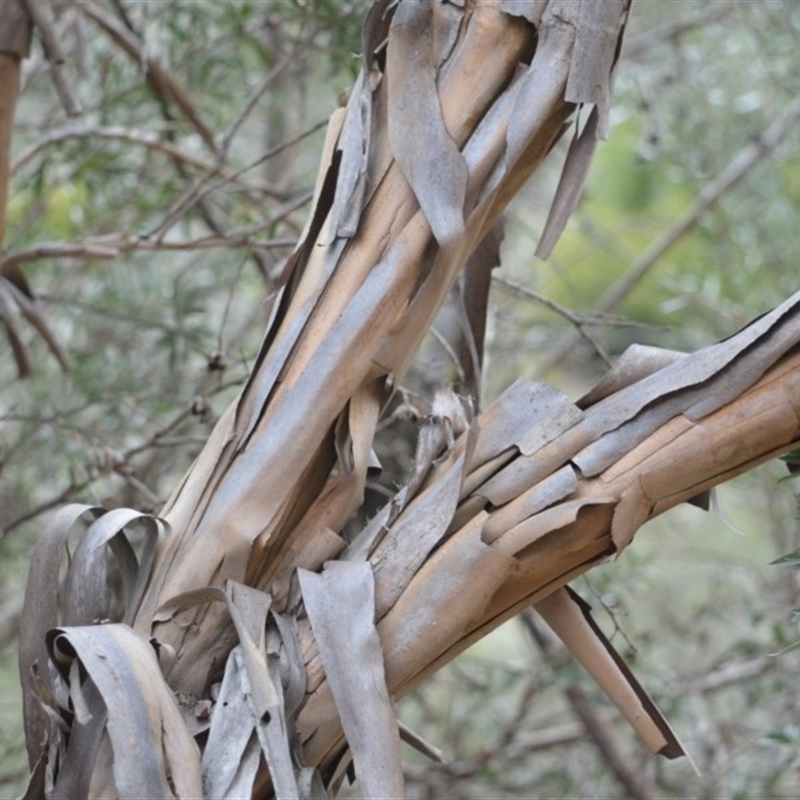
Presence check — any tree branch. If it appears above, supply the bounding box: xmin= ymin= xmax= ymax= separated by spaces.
xmin=538 ymin=89 xmax=800 ymax=375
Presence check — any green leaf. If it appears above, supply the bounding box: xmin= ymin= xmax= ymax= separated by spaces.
xmin=770 ymin=548 xmax=800 ymax=567
xmin=780 ymin=447 xmax=800 ymax=474
xmin=765 ymin=725 xmax=800 ymax=745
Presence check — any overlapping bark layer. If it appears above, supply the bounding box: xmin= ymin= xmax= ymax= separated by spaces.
xmin=16 ymin=2 xmax=800 ymax=798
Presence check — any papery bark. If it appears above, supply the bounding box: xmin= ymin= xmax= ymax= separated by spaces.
xmin=133 ymin=0 xmax=630 ymax=702
xmin=33 ymin=1 xmax=800 ymax=797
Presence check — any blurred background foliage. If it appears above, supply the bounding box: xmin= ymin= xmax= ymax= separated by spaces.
xmin=2 ymin=1 xmax=800 ymax=797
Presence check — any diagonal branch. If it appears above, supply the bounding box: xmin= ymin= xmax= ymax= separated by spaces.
xmin=80 ymin=0 xmax=218 ymax=152
xmin=537 ymin=89 xmax=800 ymax=375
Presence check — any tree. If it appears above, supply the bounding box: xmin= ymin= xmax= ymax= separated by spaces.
xmin=3 ymin=1 xmax=800 ymax=798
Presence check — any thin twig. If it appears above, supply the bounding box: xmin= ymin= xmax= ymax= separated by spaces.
xmin=2 ymin=190 xmax=309 ymax=269
xmin=21 ymin=0 xmax=82 ymax=116
xmin=1 ymin=236 xmax=295 ymax=268
xmin=493 ymin=275 xmax=613 ymax=366
xmin=218 ymin=53 xmax=296 ymax=156
xmin=11 ymin=124 xmax=285 ymax=200
xmin=537 ymin=89 xmax=800 ymax=375
xmin=0 ymin=378 xmax=244 ymax=541
xmin=141 ymin=160 xmax=224 ymax=241
xmin=494 ymin=275 xmax=664 ymax=331
xmin=143 ymin=120 xmax=326 ymax=242
xmin=521 ymin=610 xmax=663 ymax=800
xmin=12 ymin=124 xmax=195 ymax=173
xmin=623 ymin=1 xmax=737 ymax=62
xmin=2 ymin=476 xmax=95 ymax=537
xmin=428 ymin=325 xmax=466 ymax=382
xmin=80 ymin=0 xmax=216 ymax=150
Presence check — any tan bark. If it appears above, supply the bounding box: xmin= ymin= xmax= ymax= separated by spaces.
xmin=19 ymin=2 xmax=800 ymax=798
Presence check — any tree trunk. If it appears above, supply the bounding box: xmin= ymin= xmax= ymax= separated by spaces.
xmin=15 ymin=1 xmax=800 ymax=798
